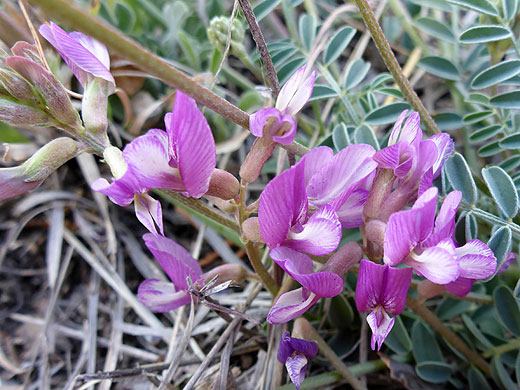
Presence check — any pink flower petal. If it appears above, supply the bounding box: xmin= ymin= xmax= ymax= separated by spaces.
xmin=259 ymin=163 xmax=308 ymax=249
xmin=306 ymin=144 xmax=376 ymax=207
xmin=455 ymin=239 xmax=496 ymax=279
xmin=276 ymin=65 xmax=316 ymax=116
xmin=423 ymin=190 xmax=461 ymax=247
xmin=301 ymin=146 xmax=334 ymax=186
xmin=367 ymin=309 xmax=395 ymax=351
xmin=250 ymin=107 xmax=281 ymax=138
xmin=444 ymin=277 xmax=473 ymax=298
xmin=137 ymin=279 xmax=191 ymax=312
xmin=335 ymin=189 xmax=369 ymax=228
xmin=430 ymin=133 xmax=454 ymax=178
xmin=286 ymin=354 xmax=308 ymax=390
xmin=271 ymin=247 xmax=343 ymax=297
xmin=123 ymin=130 xmax=184 ymax=191
xmin=134 ymin=193 xmax=163 ymax=236
xmin=166 ymin=92 xmax=216 ymax=198
xmin=91 ymin=167 xmax=143 ymax=207
xmin=39 ymin=22 xmax=114 ymax=87
xmin=388 ymin=110 xmax=408 ymax=145
xmin=405 ymin=239 xmax=459 ymax=284
xmin=384 ymin=187 xmax=438 ymax=265
xmin=267 ymin=288 xmax=320 ymax=324
xmin=285 ymin=204 xmax=341 ymax=255
xmin=143 ymin=233 xmax=202 ymax=290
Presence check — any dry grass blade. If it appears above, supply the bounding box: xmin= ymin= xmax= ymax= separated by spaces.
xmin=158 ymin=298 xmax=196 ymax=390
xmin=45 ymin=204 xmax=64 ymax=289
xmin=62 ymin=228 xmax=168 ymax=336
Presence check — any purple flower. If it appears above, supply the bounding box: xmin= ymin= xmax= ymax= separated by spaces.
xmin=39 ymin=22 xmax=114 ymax=90
xmin=384 ymin=187 xmax=461 ymax=284
xmin=92 ymin=92 xmax=216 ymax=234
xmin=138 ymin=234 xmax=247 ymax=312
xmin=374 ymin=110 xmax=453 ymax=195
xmin=267 ymin=242 xmax=362 ymax=324
xmin=267 ymin=247 xmax=344 ymax=324
xmin=277 ymin=331 xmax=318 ymax=390
xmin=250 ymin=65 xmax=316 ymax=145
xmin=258 ymin=156 xmax=341 ymax=256
xmin=301 ymin=145 xmax=377 ymax=228
xmin=384 ymin=187 xmax=497 ymax=286
xmin=355 ymin=259 xmax=412 ymax=350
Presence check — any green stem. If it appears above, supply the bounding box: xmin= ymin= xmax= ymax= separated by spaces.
xmin=159 ymin=190 xmax=240 ymax=233
xmin=30 ymin=0 xmax=250 ymax=129
xmin=307 ymin=326 xmax=367 ymax=390
xmin=406 ymin=295 xmax=491 ymax=376
xmin=483 ymin=338 xmax=520 ymax=358
xmin=275 ymin=361 xmax=386 ymax=390
xmin=245 ymin=241 xmax=279 ymax=296
xmin=353 ymin=0 xmax=440 ymax=135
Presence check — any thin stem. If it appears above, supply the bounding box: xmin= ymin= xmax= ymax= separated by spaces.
xmin=245 ymin=241 xmax=279 ymax=296
xmin=30 ymin=0 xmax=250 ymax=129
xmin=238 ymin=0 xmax=280 ymax=98
xmin=483 ymin=338 xmax=520 ymax=358
xmin=353 ymin=0 xmax=441 ymax=135
xmin=158 ymin=190 xmax=240 ymax=233
xmin=307 ymin=325 xmax=367 ymax=390
xmin=406 ymin=295 xmax=491 ymax=376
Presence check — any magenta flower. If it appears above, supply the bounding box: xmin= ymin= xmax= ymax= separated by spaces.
xmin=443 ymin=240 xmax=497 ymax=297
xmin=267 ymin=247 xmax=344 ymax=324
xmin=374 ymin=110 xmax=453 ymax=195
xmin=258 ymin=157 xmax=341 ymax=256
xmin=39 ymin=22 xmax=115 ymax=90
xmin=355 ymin=259 xmax=412 ymax=350
xmin=138 ymin=234 xmax=247 ymax=312
xmin=92 ymin=92 xmax=216 ymax=234
xmin=277 ymin=331 xmax=318 ymax=390
xmin=301 ymin=145 xmax=377 ymax=228
xmin=384 ymin=187 xmax=461 ymax=284
xmin=250 ymin=65 xmax=316 ymax=145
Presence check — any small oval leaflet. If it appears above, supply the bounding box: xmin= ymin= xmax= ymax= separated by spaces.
xmin=447 ymin=0 xmax=499 ymax=16
xmin=482 ymin=166 xmax=519 ymax=219
xmin=490 ymin=90 xmax=520 ymax=109
xmin=485 ymin=226 xmax=512 ymax=282
xmin=460 ymin=25 xmax=511 ymax=44
xmin=471 ymin=60 xmax=520 ymax=89
xmin=445 ymin=153 xmax=478 ymax=205
xmin=364 ymin=102 xmax=410 ymax=125
xmin=419 ymin=56 xmax=460 ymax=81
xmin=494 ymin=286 xmax=520 ymax=338
xmin=324 ymin=26 xmax=356 ymax=65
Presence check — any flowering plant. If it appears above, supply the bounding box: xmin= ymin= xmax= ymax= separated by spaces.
xmin=2 ymin=2 xmax=519 ymax=389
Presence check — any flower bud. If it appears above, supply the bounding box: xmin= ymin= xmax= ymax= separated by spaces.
xmin=0 ymin=67 xmax=40 ymax=106
xmin=0 ymin=137 xmax=79 ymax=200
xmin=10 ymin=42 xmax=44 ymax=66
xmin=242 ymin=217 xmax=263 ymax=243
xmin=6 ymin=56 xmax=82 ymax=130
xmin=103 ymin=146 xmax=127 ymax=179
xmin=206 ymin=168 xmax=240 ymax=200
xmin=0 ymin=97 xmax=52 ymax=126
xmin=202 ymin=264 xmax=249 ymax=285
xmin=321 ymin=242 xmax=362 ymax=277
xmin=82 ymin=77 xmax=109 ymax=135
xmin=207 ymin=16 xmax=246 ymax=57
xmin=22 ymin=137 xmax=80 ymax=181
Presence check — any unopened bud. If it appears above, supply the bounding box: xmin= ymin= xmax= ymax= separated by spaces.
xmin=10 ymin=42 xmax=44 ymax=66
xmin=206 ymin=168 xmax=240 ymax=200
xmin=103 ymin=146 xmax=127 ymax=179
xmin=242 ymin=217 xmax=263 ymax=243
xmin=0 ymin=67 xmax=40 ymax=106
xmin=321 ymin=242 xmax=362 ymax=276
xmin=22 ymin=137 xmax=80 ymax=181
xmin=239 ymin=136 xmax=276 ymax=183
xmin=6 ymin=56 xmax=81 ymax=129
xmin=0 ymin=96 xmax=52 ymax=126
xmin=0 ymin=137 xmax=79 ymax=200
xmin=82 ymin=77 xmax=109 ymax=135
xmin=202 ymin=264 xmax=249 ymax=285
xmin=207 ymin=16 xmax=246 ymax=57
